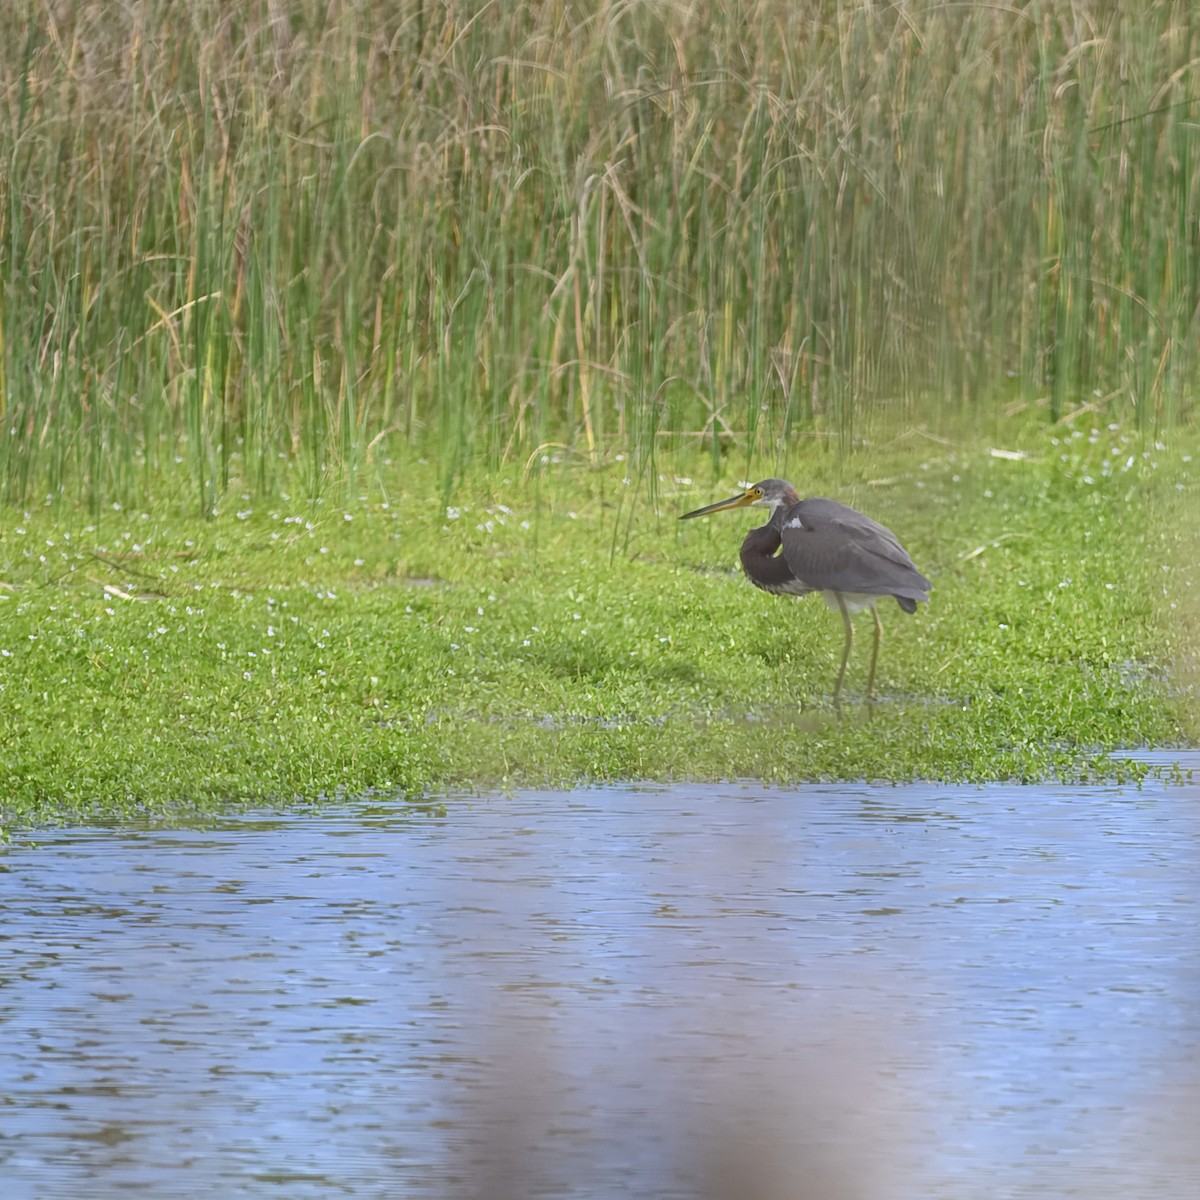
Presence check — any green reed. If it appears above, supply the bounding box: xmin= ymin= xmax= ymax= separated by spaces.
xmin=2 ymin=0 xmax=1199 ymax=511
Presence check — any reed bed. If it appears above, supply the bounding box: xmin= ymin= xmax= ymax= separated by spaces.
xmin=2 ymin=0 xmax=1199 ymax=509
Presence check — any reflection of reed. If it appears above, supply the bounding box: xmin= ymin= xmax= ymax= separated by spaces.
xmin=451 ymin=1016 xmax=918 ymax=1200
xmin=450 ymin=1013 xmax=1200 ymax=1200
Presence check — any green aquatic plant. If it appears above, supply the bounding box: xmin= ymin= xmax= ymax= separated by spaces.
xmin=0 ymin=432 xmax=1192 ymax=824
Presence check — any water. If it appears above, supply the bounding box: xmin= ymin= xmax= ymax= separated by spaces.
xmin=2 ymin=770 xmax=1199 ymax=1199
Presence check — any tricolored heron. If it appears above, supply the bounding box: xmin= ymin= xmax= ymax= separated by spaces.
xmin=680 ymin=479 xmax=931 ymax=709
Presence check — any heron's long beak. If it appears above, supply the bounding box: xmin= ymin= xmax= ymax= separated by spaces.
xmin=679 ymin=490 xmax=755 ymax=520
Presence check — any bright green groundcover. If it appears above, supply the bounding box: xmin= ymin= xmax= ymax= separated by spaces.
xmin=1 ymin=428 xmax=1195 ymax=824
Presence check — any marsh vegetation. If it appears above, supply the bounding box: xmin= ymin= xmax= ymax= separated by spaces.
xmin=1 ymin=429 xmax=1193 ymax=823
xmin=3 ymin=0 xmax=1199 ymax=506
xmin=2 ymin=1 xmax=1198 ymax=818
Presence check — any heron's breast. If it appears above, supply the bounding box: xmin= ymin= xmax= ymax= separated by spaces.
xmin=820 ymin=590 xmax=879 ymax=614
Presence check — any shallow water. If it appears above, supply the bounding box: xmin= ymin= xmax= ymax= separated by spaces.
xmin=2 ymin=769 xmax=1199 ymax=1199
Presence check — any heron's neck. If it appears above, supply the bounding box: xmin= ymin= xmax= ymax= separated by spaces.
xmin=764 ymin=487 xmax=801 ymax=525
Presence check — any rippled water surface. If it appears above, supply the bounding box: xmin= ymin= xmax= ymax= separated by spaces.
xmin=3 ymin=768 xmax=1199 ymax=1199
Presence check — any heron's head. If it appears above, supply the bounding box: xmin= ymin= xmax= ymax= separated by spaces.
xmin=679 ymin=478 xmax=800 ymax=520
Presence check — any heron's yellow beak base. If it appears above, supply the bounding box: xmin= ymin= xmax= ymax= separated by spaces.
xmin=679 ymin=491 xmax=755 ymax=520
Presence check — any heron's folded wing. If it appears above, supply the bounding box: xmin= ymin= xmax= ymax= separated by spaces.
xmin=781 ymin=502 xmax=931 ymax=600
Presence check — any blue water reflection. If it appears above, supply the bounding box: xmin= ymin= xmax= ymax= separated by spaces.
xmin=2 ymin=771 xmax=1198 ymax=1198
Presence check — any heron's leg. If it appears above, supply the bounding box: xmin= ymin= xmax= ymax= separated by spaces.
xmin=834 ymin=594 xmax=854 ymax=713
xmin=866 ymin=605 xmax=884 ymax=703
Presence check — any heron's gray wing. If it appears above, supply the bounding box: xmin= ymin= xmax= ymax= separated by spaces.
xmin=779 ymin=499 xmax=931 ymax=601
